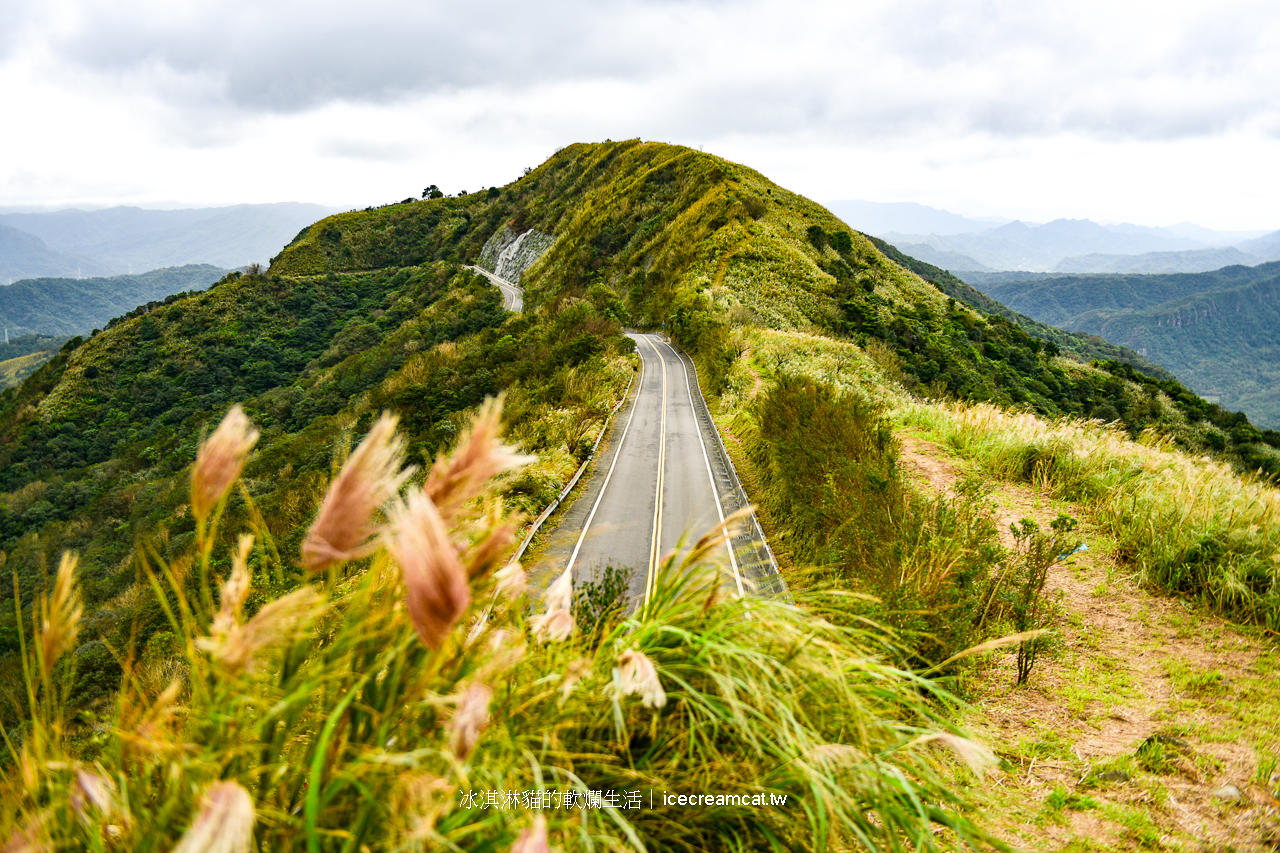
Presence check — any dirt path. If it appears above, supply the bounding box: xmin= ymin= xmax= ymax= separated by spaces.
xmin=899 ymin=436 xmax=1280 ymax=852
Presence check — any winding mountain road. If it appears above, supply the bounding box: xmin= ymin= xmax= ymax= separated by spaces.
xmin=535 ymin=332 xmax=785 ymax=607
xmin=467 ymin=265 xmax=523 ymax=311
xmin=472 ymin=263 xmax=784 ymax=607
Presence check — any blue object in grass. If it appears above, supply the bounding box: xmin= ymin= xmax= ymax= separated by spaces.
xmin=1057 ymin=543 xmax=1088 ymax=561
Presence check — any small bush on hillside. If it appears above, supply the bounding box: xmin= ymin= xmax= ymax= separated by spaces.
xmin=978 ymin=514 xmax=1078 ymax=686
xmin=746 ymin=374 xmax=1005 ymax=668
xmin=571 ymin=562 xmax=634 ymax=644
xmin=805 ymin=224 xmax=828 ymax=249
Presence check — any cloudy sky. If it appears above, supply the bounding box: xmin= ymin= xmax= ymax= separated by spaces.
xmin=1 ymin=0 xmax=1277 ymax=229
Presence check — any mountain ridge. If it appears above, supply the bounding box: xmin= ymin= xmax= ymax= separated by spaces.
xmin=0 ymin=264 xmax=229 ymax=338
xmin=2 ymin=141 xmax=1278 ymax=852
xmin=1052 ymin=246 xmax=1261 ymax=274
xmin=0 ymin=225 xmax=113 ymax=283
xmin=974 ymin=262 xmax=1280 ymax=426
xmin=831 ymin=199 xmax=1279 ymax=273
xmin=0 ymin=202 xmax=341 ymax=278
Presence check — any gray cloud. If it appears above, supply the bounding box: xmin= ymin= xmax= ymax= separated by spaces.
xmin=7 ymin=0 xmax=1279 ymax=146
xmin=317 ymin=137 xmax=420 ymax=162
xmin=33 ymin=0 xmax=708 ymax=112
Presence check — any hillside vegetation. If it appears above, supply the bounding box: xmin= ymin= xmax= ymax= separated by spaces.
xmin=0 ymin=264 xmax=229 ymax=337
xmin=2 ymin=140 xmax=1278 ymax=850
xmin=0 ymin=334 xmax=72 ymax=390
xmin=976 ymin=263 xmax=1280 ymax=427
xmin=868 ymin=238 xmax=1177 ymax=379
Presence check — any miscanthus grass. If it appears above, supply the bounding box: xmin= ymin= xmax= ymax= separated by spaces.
xmin=2 ymin=399 xmax=1004 ymax=852
xmin=906 ymin=399 xmax=1280 ymax=630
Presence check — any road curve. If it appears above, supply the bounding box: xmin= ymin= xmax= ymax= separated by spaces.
xmin=466 ymin=265 xmax=523 ymax=312
xmin=533 ymin=332 xmax=786 ymax=607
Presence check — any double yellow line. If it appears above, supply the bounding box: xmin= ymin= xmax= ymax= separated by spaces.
xmin=642 ymin=335 xmax=668 ymax=611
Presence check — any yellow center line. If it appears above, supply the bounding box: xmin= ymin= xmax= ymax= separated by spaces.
xmin=644 ymin=335 xmax=668 ymax=612
xmin=655 ymin=338 xmax=746 ymax=598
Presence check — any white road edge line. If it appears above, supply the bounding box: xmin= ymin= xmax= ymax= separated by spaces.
xmin=655 ymin=338 xmax=746 ymax=598
xmin=562 ymin=334 xmax=648 ymax=577
xmin=466 ymin=265 xmax=523 ymax=311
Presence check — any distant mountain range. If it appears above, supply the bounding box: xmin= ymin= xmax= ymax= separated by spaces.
xmin=823 ymin=200 xmax=1009 ymax=236
xmin=1 ymin=225 xmax=113 ymax=283
xmin=1240 ymin=230 xmax=1280 ymax=259
xmin=829 ymin=199 xmax=1278 ymax=274
xmin=970 ymin=262 xmax=1280 ymax=427
xmin=882 ymin=241 xmax=995 ymax=272
xmin=1052 ymin=247 xmax=1260 ymax=275
xmin=0 ymin=203 xmax=340 ymax=281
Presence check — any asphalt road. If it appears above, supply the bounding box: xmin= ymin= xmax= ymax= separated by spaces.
xmin=533 ymin=332 xmax=785 ymax=608
xmin=466 ymin=265 xmax=523 ymax=311
xmin=467 ymin=264 xmax=785 ymax=606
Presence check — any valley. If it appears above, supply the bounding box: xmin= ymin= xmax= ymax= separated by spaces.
xmin=966 ymin=264 xmax=1280 ymax=428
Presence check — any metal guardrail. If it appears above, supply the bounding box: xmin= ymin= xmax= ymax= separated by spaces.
xmin=665 ymin=341 xmax=790 ymax=601
xmin=501 ymin=327 xmax=787 ymax=607
xmin=465 ymin=264 xmax=523 ymax=312
xmin=508 ymin=371 xmax=636 ymax=566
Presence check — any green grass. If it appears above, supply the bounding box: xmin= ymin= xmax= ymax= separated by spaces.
xmin=1056 ymin=653 xmax=1138 ymax=718
xmin=1046 ymin=785 xmax=1101 ymax=814
xmin=904 ymin=399 xmax=1280 ymax=631
xmin=1016 ymin=730 xmax=1077 ymax=762
xmin=0 ymin=404 xmax=1006 ymax=852
xmin=1163 ymin=659 xmax=1230 ymax=698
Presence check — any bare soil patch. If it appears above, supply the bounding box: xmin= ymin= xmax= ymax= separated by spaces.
xmin=900 ymin=435 xmax=1280 ymax=852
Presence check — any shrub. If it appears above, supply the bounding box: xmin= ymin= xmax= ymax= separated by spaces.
xmin=978 ymin=514 xmax=1078 ymax=686
xmin=805 ymin=224 xmax=828 ymax=249
xmin=571 ymin=563 xmax=633 ymax=645
xmin=745 ymin=374 xmax=1004 ymax=668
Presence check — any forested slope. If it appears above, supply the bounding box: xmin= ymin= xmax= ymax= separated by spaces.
xmin=976 ymin=263 xmax=1280 ymax=426
xmin=0 ymin=264 xmax=229 ymax=336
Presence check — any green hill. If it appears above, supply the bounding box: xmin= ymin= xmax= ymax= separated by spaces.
xmin=276 ymin=142 xmax=1188 ymax=424
xmin=2 ymin=141 xmax=1278 ymax=851
xmin=5 ymin=140 xmax=1275 ymax=643
xmin=0 ymin=264 xmax=230 ymax=336
xmin=975 ymin=263 xmax=1280 ymax=426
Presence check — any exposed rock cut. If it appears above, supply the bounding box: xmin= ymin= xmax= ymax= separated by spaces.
xmin=478 ymin=224 xmax=555 ymax=285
